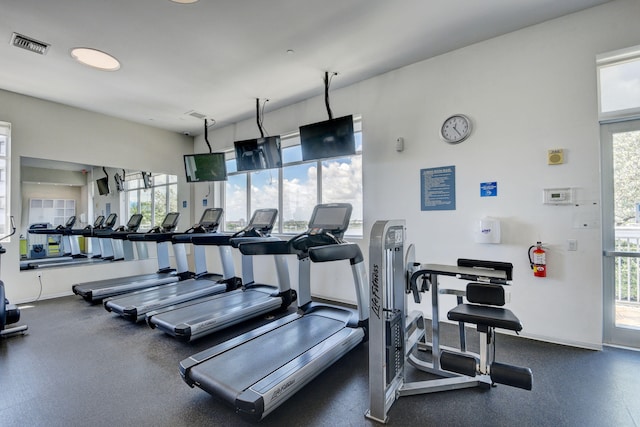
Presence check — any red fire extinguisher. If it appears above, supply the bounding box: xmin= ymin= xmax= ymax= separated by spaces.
xmin=528 ymin=242 xmax=546 ymax=278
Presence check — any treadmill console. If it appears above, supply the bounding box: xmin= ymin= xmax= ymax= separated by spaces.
xmin=196 ymin=208 xmax=223 ymax=233
xmin=291 ymin=203 xmax=352 ymax=251
xmin=147 ymin=212 xmax=180 ymax=234
xmin=307 ymin=203 xmax=352 ymax=239
xmin=86 ymin=215 xmax=105 ymax=230
xmin=103 ymin=213 xmax=118 ymax=229
xmin=233 ymin=208 xmax=277 ymax=237
xmin=57 ymin=215 xmax=76 ymax=230
xmin=161 ymin=212 xmax=180 ymax=232
xmin=126 ymin=214 xmax=144 ymax=231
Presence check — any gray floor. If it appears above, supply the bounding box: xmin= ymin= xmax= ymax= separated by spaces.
xmin=2 ymin=295 xmax=640 ymax=427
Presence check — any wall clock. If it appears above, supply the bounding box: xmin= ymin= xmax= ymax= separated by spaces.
xmin=440 ymin=114 xmax=472 ymax=144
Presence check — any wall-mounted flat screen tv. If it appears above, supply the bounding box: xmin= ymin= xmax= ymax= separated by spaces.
xmin=299 ymin=115 xmax=355 ymax=162
xmin=114 ymin=173 xmax=125 ymax=192
xmin=234 ymin=136 xmax=282 ymax=172
xmin=96 ymin=177 xmax=110 ymax=195
xmin=141 ymin=171 xmax=152 ymax=189
xmin=184 ymin=153 xmax=227 ymax=182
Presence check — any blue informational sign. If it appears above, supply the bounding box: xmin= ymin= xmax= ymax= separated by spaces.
xmin=480 ymin=181 xmax=497 ymax=197
xmin=202 ymin=199 xmax=208 ymax=207
xmin=421 ymin=166 xmax=456 ymax=211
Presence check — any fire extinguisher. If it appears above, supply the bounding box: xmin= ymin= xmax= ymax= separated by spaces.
xmin=528 ymin=242 xmax=546 ymax=277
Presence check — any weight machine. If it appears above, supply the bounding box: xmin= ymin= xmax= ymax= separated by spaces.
xmin=366 ymin=220 xmax=531 ymax=423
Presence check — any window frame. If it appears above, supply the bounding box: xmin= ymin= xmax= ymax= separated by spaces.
xmin=597 ymin=45 xmax=640 ymax=123
xmin=0 ymin=122 xmax=10 ymax=239
xmin=124 ymin=173 xmax=178 ymax=229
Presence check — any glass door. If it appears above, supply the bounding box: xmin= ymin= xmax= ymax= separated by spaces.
xmin=601 ymin=120 xmax=640 ymax=348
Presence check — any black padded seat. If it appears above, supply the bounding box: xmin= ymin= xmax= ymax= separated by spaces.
xmin=447 ymin=304 xmax=522 ymax=332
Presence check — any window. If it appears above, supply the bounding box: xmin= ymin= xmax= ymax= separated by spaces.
xmin=0 ymin=122 xmax=10 ymax=238
xmin=598 ymin=45 xmax=640 ymax=122
xmin=125 ymin=173 xmax=177 ymax=230
xmin=224 ymin=117 xmax=363 ymax=236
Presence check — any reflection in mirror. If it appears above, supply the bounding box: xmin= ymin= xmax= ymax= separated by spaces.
xmin=19 ymin=157 xmax=178 ymax=271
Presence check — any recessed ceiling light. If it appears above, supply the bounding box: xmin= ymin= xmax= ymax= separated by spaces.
xmin=70 ymin=47 xmax=120 ymax=71
xmin=170 ymin=0 xmax=199 ymax=3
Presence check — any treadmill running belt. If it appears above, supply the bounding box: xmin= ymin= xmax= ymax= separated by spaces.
xmin=188 ymin=314 xmax=346 ymax=403
xmin=151 ymin=289 xmax=276 ymax=331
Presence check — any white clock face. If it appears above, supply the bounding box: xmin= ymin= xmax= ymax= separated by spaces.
xmin=441 ymin=115 xmax=471 ymax=144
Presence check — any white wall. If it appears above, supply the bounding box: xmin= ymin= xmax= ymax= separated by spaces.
xmin=0 ymin=89 xmax=194 ymax=303
xmin=1 ymin=0 xmax=637 ymax=348
xmin=194 ymin=0 xmax=640 ymax=349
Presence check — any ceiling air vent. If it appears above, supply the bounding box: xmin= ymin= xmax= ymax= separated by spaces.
xmin=10 ymin=32 xmax=50 ymax=55
xmin=185 ymin=110 xmax=208 ymax=120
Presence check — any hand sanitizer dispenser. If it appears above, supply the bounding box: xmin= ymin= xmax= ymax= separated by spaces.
xmin=476 ymin=217 xmax=501 ymax=244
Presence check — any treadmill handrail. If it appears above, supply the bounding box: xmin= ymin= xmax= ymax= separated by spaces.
xmin=236 ymin=240 xmax=291 ymax=256
xmin=229 ymin=236 xmax=280 ymax=248
xmin=140 ymin=232 xmax=179 ymax=242
xmin=172 ymin=231 xmax=226 ymax=244
xmin=190 ymin=233 xmax=234 ymax=246
xmin=237 ymin=230 xmax=341 ymax=258
xmin=308 ymin=243 xmax=363 ymax=265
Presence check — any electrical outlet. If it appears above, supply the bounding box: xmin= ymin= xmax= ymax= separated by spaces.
xmin=568 ymin=239 xmax=578 ymax=251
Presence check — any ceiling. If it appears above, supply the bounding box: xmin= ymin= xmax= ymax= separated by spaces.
xmin=1 ymin=0 xmax=611 ymax=136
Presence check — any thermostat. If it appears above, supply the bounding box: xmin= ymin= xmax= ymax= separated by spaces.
xmin=543 ymin=188 xmax=574 ymax=205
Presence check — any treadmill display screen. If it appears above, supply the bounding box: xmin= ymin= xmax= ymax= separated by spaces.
xmin=199 ymin=208 xmax=222 ymax=228
xmin=249 ymin=209 xmax=277 ymax=229
xmin=127 ymin=214 xmax=143 ymax=229
xmin=65 ymin=216 xmax=77 ymax=228
xmin=93 ymin=215 xmax=105 ymax=227
xmin=309 ymin=204 xmax=352 ymax=232
xmin=162 ymin=212 xmax=180 ymax=230
xmin=104 ymin=213 xmax=118 ymax=227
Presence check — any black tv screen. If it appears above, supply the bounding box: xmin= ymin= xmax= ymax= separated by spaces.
xmin=299 ymin=115 xmax=355 ymax=161
xmin=96 ymin=177 xmax=110 ymax=195
xmin=184 ymin=153 xmax=227 ymax=182
xmin=234 ymin=136 xmax=282 ymax=172
xmin=114 ymin=173 xmax=125 ymax=192
xmin=141 ymin=172 xmax=152 ymax=189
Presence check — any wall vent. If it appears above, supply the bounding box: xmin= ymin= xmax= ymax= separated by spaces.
xmin=185 ymin=110 xmax=207 ymax=120
xmin=10 ymin=33 xmax=50 ymax=55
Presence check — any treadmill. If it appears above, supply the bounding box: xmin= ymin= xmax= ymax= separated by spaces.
xmin=102 ymin=213 xmax=145 ymax=261
xmin=77 ymin=215 xmax=106 ymax=258
xmin=180 ymin=203 xmax=368 ymax=421
xmin=88 ymin=213 xmax=119 ymax=260
xmin=20 ymin=216 xmax=78 ymax=269
xmin=103 ymin=208 xmax=241 ymax=322
xmin=36 ymin=214 xmax=119 ymax=268
xmin=71 ymin=212 xmax=182 ymax=302
xmin=94 ymin=214 xmax=141 ymax=261
xmin=146 ymin=208 xmax=296 ymax=342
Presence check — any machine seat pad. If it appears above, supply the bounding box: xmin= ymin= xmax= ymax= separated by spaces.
xmin=448 ymin=304 xmax=522 ymax=332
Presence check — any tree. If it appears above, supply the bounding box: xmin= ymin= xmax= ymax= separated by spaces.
xmin=613 ymin=130 xmax=640 ymax=225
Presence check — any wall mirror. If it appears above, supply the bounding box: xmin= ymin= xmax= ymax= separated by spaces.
xmin=19 ymin=157 xmax=178 ymax=271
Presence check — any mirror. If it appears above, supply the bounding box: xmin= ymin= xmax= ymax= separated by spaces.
xmin=19 ymin=157 xmax=175 ymax=271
